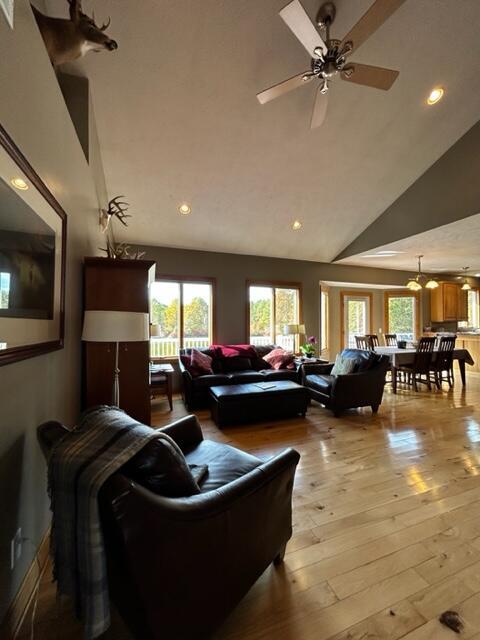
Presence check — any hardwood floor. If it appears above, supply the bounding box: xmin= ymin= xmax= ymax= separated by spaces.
xmin=18 ymin=372 xmax=480 ymax=639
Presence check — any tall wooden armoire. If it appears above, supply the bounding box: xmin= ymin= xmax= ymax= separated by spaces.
xmin=83 ymin=258 xmax=156 ymax=425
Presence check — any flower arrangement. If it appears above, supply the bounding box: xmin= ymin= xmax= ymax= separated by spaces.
xmin=300 ymin=336 xmax=317 ymax=357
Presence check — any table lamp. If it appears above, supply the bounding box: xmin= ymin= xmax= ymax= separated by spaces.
xmin=283 ymin=323 xmax=305 ymax=353
xmin=82 ymin=310 xmax=149 ymax=407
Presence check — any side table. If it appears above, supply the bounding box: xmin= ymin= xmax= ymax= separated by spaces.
xmin=150 ymin=363 xmax=174 ymax=411
xmin=295 ymin=357 xmax=329 ymax=381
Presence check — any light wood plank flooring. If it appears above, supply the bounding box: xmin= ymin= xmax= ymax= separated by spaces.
xmin=18 ymin=372 xmax=480 ymax=639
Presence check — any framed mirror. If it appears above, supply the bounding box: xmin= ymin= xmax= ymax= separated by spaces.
xmin=0 ymin=124 xmax=66 ymax=366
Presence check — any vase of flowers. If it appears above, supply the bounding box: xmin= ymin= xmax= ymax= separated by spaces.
xmin=300 ymin=336 xmax=317 ymax=358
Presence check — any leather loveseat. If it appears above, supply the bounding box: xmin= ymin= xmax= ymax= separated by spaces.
xmin=302 ymin=348 xmax=390 ymax=417
xmin=179 ymin=345 xmax=299 ymax=409
xmin=38 ymin=414 xmax=300 ymax=640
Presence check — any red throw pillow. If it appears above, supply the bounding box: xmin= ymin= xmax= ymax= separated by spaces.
xmin=263 ymin=348 xmax=295 ymax=370
xmin=190 ymin=348 xmax=213 ymax=376
xmin=209 ymin=344 xmax=257 ymax=358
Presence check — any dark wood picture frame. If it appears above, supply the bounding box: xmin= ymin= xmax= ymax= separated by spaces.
xmin=0 ymin=124 xmax=67 ymax=366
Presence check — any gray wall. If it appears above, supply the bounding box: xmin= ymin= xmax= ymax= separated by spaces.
xmin=0 ymin=1 xmax=104 ymax=620
xmin=139 ymin=244 xmax=432 ymax=355
xmin=336 ymin=119 xmax=480 ymax=260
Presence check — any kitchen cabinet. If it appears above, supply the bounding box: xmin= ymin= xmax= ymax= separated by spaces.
xmin=431 ymin=282 xmax=468 ymax=322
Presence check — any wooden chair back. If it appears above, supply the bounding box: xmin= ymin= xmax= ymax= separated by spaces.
xmin=384 ymin=334 xmax=397 ymax=346
xmin=355 ymin=336 xmax=371 ymax=350
xmin=413 ymin=337 xmax=436 ymax=373
xmin=434 ymin=336 xmax=456 ymax=371
xmin=365 ymin=334 xmax=380 ymax=347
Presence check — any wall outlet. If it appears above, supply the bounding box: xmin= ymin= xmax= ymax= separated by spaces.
xmin=10 ymin=528 xmax=22 ymax=570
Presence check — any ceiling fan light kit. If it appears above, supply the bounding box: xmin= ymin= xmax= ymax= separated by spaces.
xmin=257 ymin=0 xmax=405 ymax=128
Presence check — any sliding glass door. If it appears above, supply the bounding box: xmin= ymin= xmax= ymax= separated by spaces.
xmin=342 ymin=293 xmax=372 ymax=348
xmin=248 ymin=283 xmax=300 ymax=350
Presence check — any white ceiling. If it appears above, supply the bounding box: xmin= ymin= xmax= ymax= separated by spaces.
xmin=321 ymin=281 xmax=407 ymax=290
xmin=47 ymin=0 xmax=480 ymax=262
xmin=336 ymin=213 xmax=480 ymax=274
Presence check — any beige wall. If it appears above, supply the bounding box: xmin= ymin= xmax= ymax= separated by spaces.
xmin=0 ymin=1 xmax=104 ymax=620
xmin=323 ymin=286 xmax=429 ymax=359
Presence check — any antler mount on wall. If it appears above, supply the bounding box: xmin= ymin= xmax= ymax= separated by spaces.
xmin=257 ymin=0 xmax=406 ymax=128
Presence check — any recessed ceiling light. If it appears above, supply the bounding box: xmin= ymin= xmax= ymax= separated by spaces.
xmin=427 ymin=87 xmax=444 ymax=105
xmin=292 ymin=220 xmax=302 ymax=230
xmin=11 ymin=177 xmax=28 ymax=190
xmin=178 ymin=203 xmax=191 ymax=215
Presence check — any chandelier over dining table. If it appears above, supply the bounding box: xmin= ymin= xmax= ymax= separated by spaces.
xmin=406 ymin=255 xmax=439 ymax=291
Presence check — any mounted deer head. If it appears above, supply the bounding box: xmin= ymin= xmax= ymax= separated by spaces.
xmin=32 ymin=1 xmax=118 ymax=67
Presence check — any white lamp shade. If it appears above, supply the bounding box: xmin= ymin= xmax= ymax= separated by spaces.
xmin=82 ymin=311 xmax=149 ymax=343
xmin=283 ymin=323 xmax=299 ymax=335
xmin=298 ymin=324 xmax=306 ymax=334
xmin=150 ymin=323 xmax=162 ymax=337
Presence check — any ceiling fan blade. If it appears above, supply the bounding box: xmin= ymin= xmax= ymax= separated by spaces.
xmin=280 ymin=0 xmax=327 ymax=58
xmin=340 ymin=0 xmax=407 ymax=55
xmin=311 ymin=89 xmax=328 ymax=129
xmin=257 ymin=72 xmax=313 ymax=105
xmin=341 ymin=62 xmax=399 ymax=90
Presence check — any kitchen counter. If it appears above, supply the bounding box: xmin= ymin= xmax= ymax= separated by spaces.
xmin=457 ymin=336 xmax=480 ymax=372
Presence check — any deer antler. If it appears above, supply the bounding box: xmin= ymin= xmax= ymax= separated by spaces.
xmin=67 ymin=0 xmax=82 ymax=22
xmin=91 ymin=9 xmax=110 ymax=31
xmin=100 ymin=17 xmax=111 ymax=31
xmin=107 ymin=196 xmax=132 ymax=227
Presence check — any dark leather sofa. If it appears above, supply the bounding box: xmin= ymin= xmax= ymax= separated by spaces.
xmin=179 ymin=345 xmax=299 ymax=409
xmin=302 ymin=348 xmax=390 ymax=417
xmin=38 ymin=414 xmax=300 ymax=640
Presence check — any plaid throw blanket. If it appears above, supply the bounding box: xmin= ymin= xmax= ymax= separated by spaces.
xmin=47 ymin=406 xmax=160 ymax=639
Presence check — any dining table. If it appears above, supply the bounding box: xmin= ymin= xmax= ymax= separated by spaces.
xmin=374 ymin=346 xmax=475 ymax=393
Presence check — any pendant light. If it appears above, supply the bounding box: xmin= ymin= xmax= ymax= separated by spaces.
xmin=461 ymin=267 xmax=472 ymax=291
xmin=406 ymin=255 xmax=439 ymax=290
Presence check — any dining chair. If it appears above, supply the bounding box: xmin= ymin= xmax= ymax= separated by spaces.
xmin=397 ymin=337 xmax=436 ymax=392
xmin=430 ymin=336 xmax=456 ymax=389
xmin=355 ymin=336 xmax=371 ymax=350
xmin=365 ymin=334 xmax=380 ymax=347
xmin=384 ymin=334 xmax=397 ymax=346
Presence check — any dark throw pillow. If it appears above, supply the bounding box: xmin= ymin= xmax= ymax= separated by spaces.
xmin=122 ymin=433 xmax=201 ymax=497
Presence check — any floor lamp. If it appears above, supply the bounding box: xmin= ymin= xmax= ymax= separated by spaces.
xmin=283 ymin=323 xmax=306 ymax=353
xmin=82 ymin=310 xmax=150 ymax=407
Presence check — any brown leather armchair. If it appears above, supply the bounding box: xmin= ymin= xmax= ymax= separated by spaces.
xmin=302 ymin=349 xmax=389 ymax=417
xmin=38 ymin=415 xmax=300 ymax=640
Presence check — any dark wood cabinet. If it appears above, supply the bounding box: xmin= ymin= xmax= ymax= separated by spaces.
xmin=83 ymin=258 xmax=155 ymax=425
xmin=431 ymin=282 xmax=468 ymax=323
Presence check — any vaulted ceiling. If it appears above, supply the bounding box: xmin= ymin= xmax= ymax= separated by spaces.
xmin=46 ymin=0 xmax=480 ymax=263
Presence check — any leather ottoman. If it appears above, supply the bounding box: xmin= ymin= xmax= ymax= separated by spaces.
xmin=209 ymin=380 xmax=309 ymax=427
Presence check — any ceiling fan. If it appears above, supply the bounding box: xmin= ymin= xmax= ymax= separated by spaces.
xmin=257 ymin=0 xmax=406 ymax=128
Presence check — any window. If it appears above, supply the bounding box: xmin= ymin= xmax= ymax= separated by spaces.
xmin=150 ymin=278 xmax=214 ymax=357
xmin=321 ymin=289 xmax=328 ymax=351
xmin=468 ymin=289 xmax=480 ymax=327
xmin=0 ymin=272 xmax=10 ymax=309
xmin=248 ymin=282 xmax=301 ymax=350
xmin=385 ymin=292 xmax=419 ymax=341
xmin=342 ymin=292 xmax=372 ymax=348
